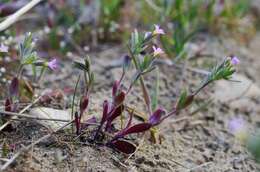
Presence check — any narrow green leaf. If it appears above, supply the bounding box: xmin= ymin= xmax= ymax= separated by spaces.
xmin=151 ymin=67 xmax=159 ymax=111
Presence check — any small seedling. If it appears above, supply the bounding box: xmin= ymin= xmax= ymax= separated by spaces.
xmin=1 ymin=32 xmax=58 ymax=129
xmin=73 ymin=57 xmax=95 ymax=135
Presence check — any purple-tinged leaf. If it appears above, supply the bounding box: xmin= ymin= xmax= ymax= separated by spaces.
xmin=74 ymin=112 xmax=80 ymax=135
xmin=107 ymin=105 xmax=124 ymax=123
xmin=112 ymin=80 xmax=119 ymax=97
xmin=105 ymin=105 xmax=124 ymax=131
xmin=101 ymin=100 xmax=109 ymax=124
xmin=86 ymin=116 xmax=97 ymax=123
xmin=5 ymin=98 xmax=12 ymax=112
xmin=0 ymin=2 xmax=25 ymax=17
xmin=149 ymin=108 xmax=166 ymax=126
xmin=115 ymin=123 xmax=152 ymax=139
xmin=114 ymin=91 xmax=125 ymax=106
xmin=9 ymin=77 xmax=19 ymax=97
xmin=81 ymin=116 xmax=97 ymax=130
xmin=3 ymin=98 xmax=14 ymax=131
xmin=111 ymin=140 xmax=136 ymax=154
xmin=94 ymin=101 xmax=111 ymax=140
xmin=80 ymin=95 xmax=89 ymax=115
xmin=125 ymin=111 xmax=133 ymax=129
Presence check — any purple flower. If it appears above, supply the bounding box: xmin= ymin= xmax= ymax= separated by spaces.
xmin=152 ymin=25 xmax=165 ymax=35
xmin=148 ymin=108 xmax=166 ymax=126
xmin=152 ymin=46 xmax=164 ymax=56
xmin=228 ymin=117 xmax=247 ymax=135
xmin=48 ymin=59 xmax=59 ymax=71
xmin=231 ymin=56 xmax=240 ymax=65
xmin=0 ymin=44 xmax=8 ymax=53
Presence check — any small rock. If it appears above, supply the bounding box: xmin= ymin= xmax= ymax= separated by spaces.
xmin=29 ymin=107 xmax=71 ymax=130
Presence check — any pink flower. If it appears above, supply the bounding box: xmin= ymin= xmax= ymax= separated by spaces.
xmin=48 ymin=59 xmax=59 ymax=71
xmin=152 ymin=46 xmax=164 ymax=56
xmin=0 ymin=44 xmax=8 ymax=53
xmin=231 ymin=56 xmax=240 ymax=65
xmin=153 ymin=25 xmax=165 ymax=35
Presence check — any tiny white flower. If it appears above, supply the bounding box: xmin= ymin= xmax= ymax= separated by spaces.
xmin=0 ymin=67 xmax=6 ymax=73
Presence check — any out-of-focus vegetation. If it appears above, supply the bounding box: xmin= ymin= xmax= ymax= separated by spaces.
xmin=0 ymin=0 xmax=254 ymax=57
xmin=140 ymin=0 xmax=253 ymax=59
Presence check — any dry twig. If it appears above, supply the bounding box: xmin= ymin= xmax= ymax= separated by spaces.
xmin=0 ymin=0 xmax=44 ymax=31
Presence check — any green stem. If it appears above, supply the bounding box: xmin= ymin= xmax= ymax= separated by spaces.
xmin=127 ymin=45 xmax=152 ymax=116
xmin=17 ymin=65 xmax=24 ymax=79
xmin=71 ymin=75 xmax=81 ymax=132
xmin=38 ymin=66 xmax=46 ymax=84
xmin=32 ymin=64 xmax=36 ymax=82
xmin=84 ymin=71 xmax=88 ymax=94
